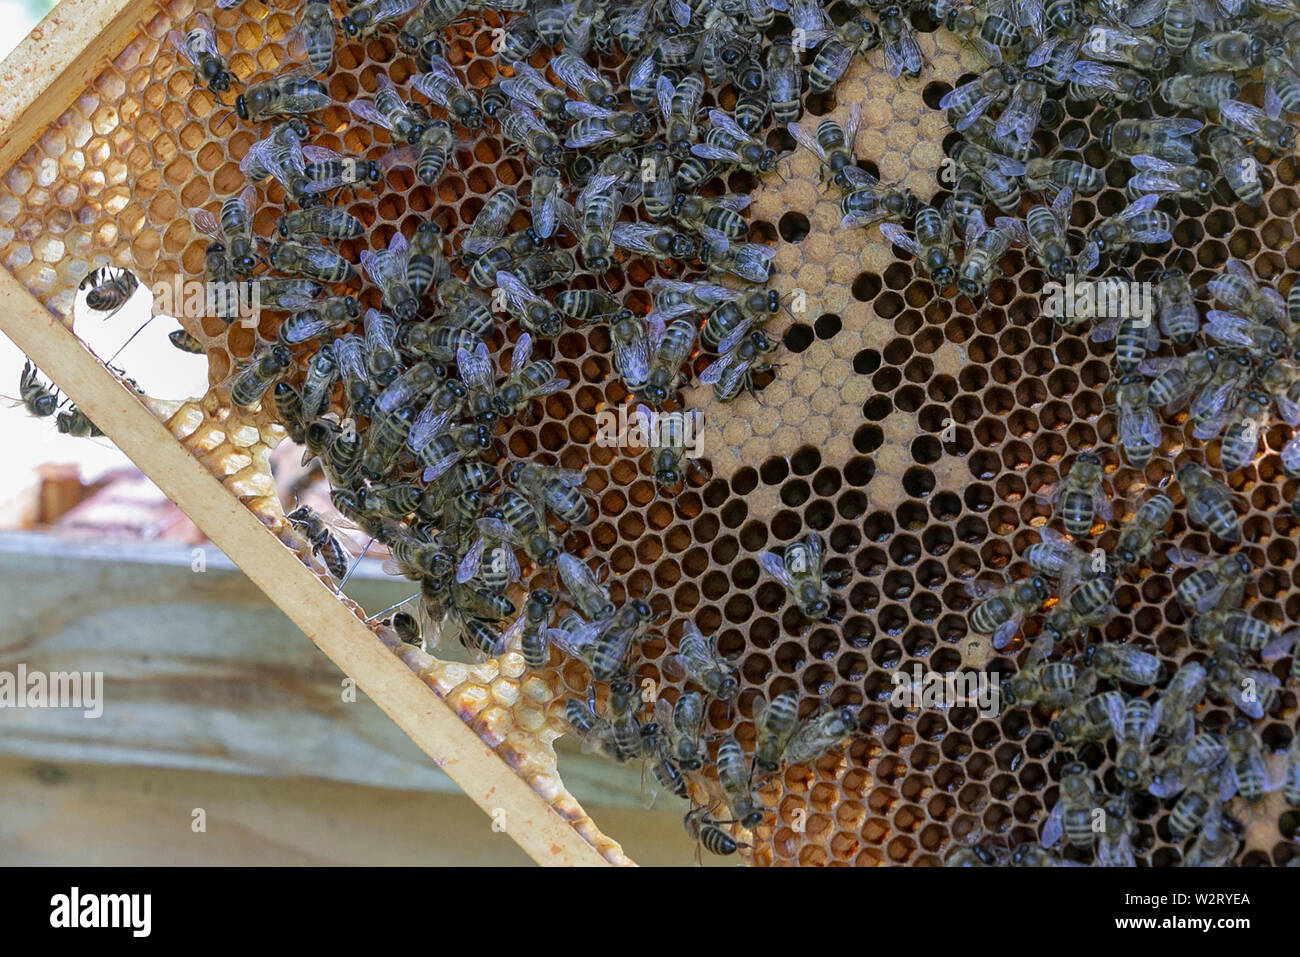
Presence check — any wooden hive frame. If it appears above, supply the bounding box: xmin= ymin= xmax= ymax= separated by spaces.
xmin=0 ymin=0 xmax=618 ymax=867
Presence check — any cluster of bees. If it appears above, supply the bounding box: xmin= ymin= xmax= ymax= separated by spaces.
xmin=10 ymin=0 xmax=1300 ymax=864
xmin=137 ymin=0 xmax=897 ymax=860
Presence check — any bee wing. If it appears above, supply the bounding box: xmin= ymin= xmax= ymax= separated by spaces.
xmin=1106 ymin=693 xmax=1126 ymax=740
xmin=715 ymin=319 xmax=756 ymax=356
xmin=456 ymin=535 xmax=486 ymax=583
xmin=1130 ymin=153 xmax=1175 ymax=173
xmin=408 ymin=405 xmax=455 ymax=451
xmin=552 ymin=53 xmax=602 ymax=95
xmin=509 ymin=331 xmax=534 ymax=375
xmin=168 ymin=31 xmax=200 ymax=67
xmin=349 ymin=98 xmax=393 ymax=131
xmin=611 ymin=221 xmax=659 ymax=254
xmin=496 ymin=270 xmax=534 ymax=314
xmin=669 ymin=0 xmax=691 ymax=24
xmin=691 ymin=142 xmax=741 ymax=162
xmin=380 ymin=145 xmax=417 ymax=172
xmin=565 ymin=123 xmax=619 ymax=149
xmin=1040 ymin=800 xmax=1064 ymax=848
xmin=1204 ymin=310 xmax=1258 ymax=349
xmin=1219 ymin=99 xmax=1263 ymax=130
xmin=698 ymin=350 xmax=743 ymax=387
xmin=612 ymin=326 xmax=650 ymax=383
xmin=706 ymin=108 xmax=751 ymax=143
xmin=993 ymin=215 xmax=1028 ymax=245
xmin=1075 ymin=242 xmax=1100 ymax=274
xmin=758 ymin=549 xmax=797 ymax=590
xmin=456 ymin=342 xmax=494 ymax=391
xmin=188 ymin=207 xmax=222 ymax=240
xmin=879 ymin=222 xmax=922 ymax=256
xmin=991 ymin=613 xmax=1025 ymax=650
xmin=557 ymin=551 xmax=598 ymax=594
xmin=1119 ymin=192 xmax=1160 ymax=220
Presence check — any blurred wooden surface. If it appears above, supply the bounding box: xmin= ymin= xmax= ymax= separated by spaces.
xmin=0 ymin=758 xmax=712 ymax=866
xmin=0 ymin=532 xmax=709 ymax=865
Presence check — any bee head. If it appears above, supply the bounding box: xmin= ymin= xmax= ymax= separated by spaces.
xmin=209 ymin=70 xmax=232 ymax=94
xmin=534 ymin=588 xmax=555 ymax=606
xmin=957 ymin=276 xmax=982 ymax=297
xmin=234 ymin=95 xmax=249 ymax=120
xmin=759 ymin=149 xmax=778 ymax=172
xmin=395 ymin=299 xmax=420 ymax=322
xmin=930 ymin=263 xmax=956 ymax=287
xmin=341 ymin=13 xmax=363 ymax=37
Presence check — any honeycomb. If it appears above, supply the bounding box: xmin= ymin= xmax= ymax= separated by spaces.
xmin=2 ymin=0 xmax=1299 ymax=868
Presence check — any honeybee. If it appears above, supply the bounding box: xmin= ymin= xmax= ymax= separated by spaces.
xmin=412 ymin=55 xmax=483 ymax=130
xmin=286 ymin=504 xmax=355 ymax=582
xmin=289 ymin=0 xmax=336 ymax=74
xmin=236 ymin=74 xmax=332 ymax=123
xmin=56 ymin=408 xmax=103 ymax=438
xmin=190 ymin=187 xmax=259 ymax=276
xmin=692 ymin=109 xmax=779 ymax=175
xmin=1284 ymin=733 xmax=1300 ymax=807
xmin=939 ymin=65 xmax=1017 ymax=132
xmin=1096 ymin=792 xmax=1136 ymax=867
xmin=957 ymin=216 xmax=1020 ymax=298
xmin=506 ymin=461 xmax=590 ymax=527
xmin=765 ymin=36 xmax=802 ymax=124
xmin=1192 ymin=608 xmax=1292 ymax=659
xmin=752 ymin=689 xmax=800 ymax=774
xmin=611 ymin=222 xmax=698 ymax=263
xmin=1051 ymin=685 xmax=1123 ymax=744
xmin=656 ymin=691 xmax=706 ymax=771
xmin=230 ymin=345 xmax=292 ymax=407
xmin=12 ymin=361 xmax=58 ymax=418
xmin=1222 ymin=718 xmax=1280 ymax=804
xmin=1039 ymin=453 xmax=1111 ymax=536
xmin=665 ymin=623 xmax=739 ymax=701
xmin=1081 ymin=22 xmax=1168 ymax=70
xmin=877 ymin=4 xmax=924 ymax=79
xmin=759 ymin=531 xmax=843 ymax=622
xmin=1069 ymin=61 xmax=1153 ymax=104
xmin=268 ymin=240 xmax=354 ymax=283
xmin=943 ymin=6 xmax=1022 ymax=62
xmin=699 ymin=330 xmax=778 ymax=402
xmin=785 ymin=706 xmax=856 ymax=767
xmin=1183 ymin=30 xmax=1266 ymax=75
xmin=1205 ymin=650 xmax=1281 ymax=720
xmin=1105 ymin=374 xmax=1160 ymax=469
xmin=683 ymin=804 xmax=742 ymax=860
xmin=697 ymin=230 xmax=776 ymax=284
xmin=566 ymin=686 xmax=629 ymax=762
xmin=1149 ymin=726 xmax=1226 ymax=800
xmin=839 ymin=173 xmax=919 ymax=230
xmin=1023 ymin=525 xmax=1090 ymax=586
xmin=79 ymin=265 xmax=139 ymax=320
xmin=556 ymin=552 xmax=615 ymax=622
xmin=1219 ymin=99 xmax=1297 ymax=154
xmin=967 ymin=575 xmax=1050 ymax=649
xmin=277 ymin=206 xmax=364 ymax=242
xmin=806 ymin=17 xmax=880 ymax=93
xmin=1208 ymin=126 xmax=1264 ymax=206
xmin=1102 ymin=117 xmax=1201 ymax=164
xmin=1149 ymin=268 xmax=1198 ymax=345
xmin=1128 ymin=155 xmax=1214 ymax=201
xmin=169 ymin=14 xmax=232 ymax=93
xmin=551 ymin=52 xmax=618 ymax=109
xmin=717 ymin=734 xmax=764 ymax=827
xmin=1089 ymin=193 xmax=1174 ymax=254
xmin=1003 ymin=639 xmax=1079 ymax=709
xmin=499 ymin=103 xmax=564 ymax=166
xmin=1112 ymin=492 xmax=1173 ymax=570
xmin=1040 ymin=571 xmax=1117 ymax=646
xmin=1177 ymin=462 xmax=1240 ymax=542
xmin=340 ymin=0 xmax=419 ymax=39
xmin=359 ymin=231 xmax=419 ymax=322
xmin=1206 ymin=259 xmax=1286 ymax=326
xmin=994 ymin=69 xmax=1046 ymax=146
xmin=1168 ymin=549 xmax=1253 ymax=615
xmin=1183 ymin=805 xmax=1241 ymax=867
xmin=880 ymin=199 xmax=957 ymax=288
xmin=1158 ymin=72 xmax=1239 ymax=110
xmin=1041 ymin=761 xmax=1098 ymax=851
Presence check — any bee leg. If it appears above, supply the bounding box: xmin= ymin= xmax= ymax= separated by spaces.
xmin=365 ymin=591 xmax=420 ymax=622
